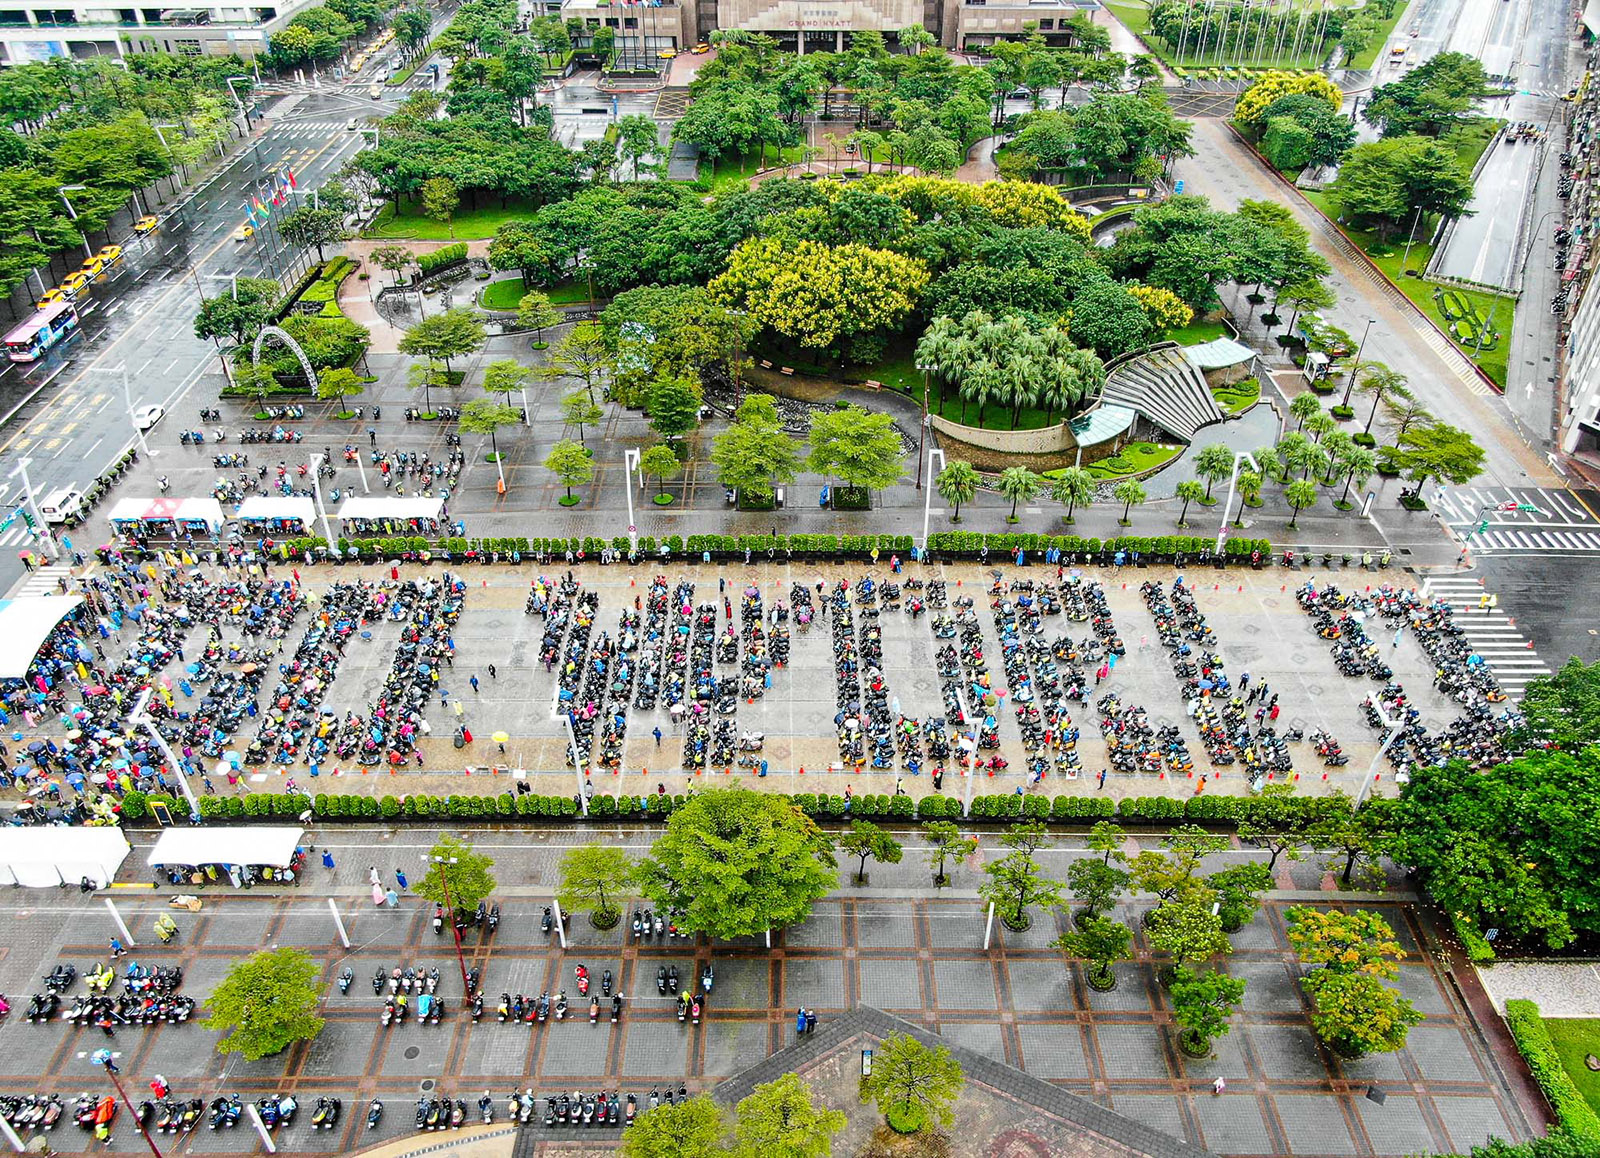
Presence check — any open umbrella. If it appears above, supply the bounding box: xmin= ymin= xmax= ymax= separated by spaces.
xmin=491 ymin=731 xmax=510 ymax=744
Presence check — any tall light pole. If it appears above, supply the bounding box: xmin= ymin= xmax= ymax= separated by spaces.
xmin=424 ymin=854 xmax=475 ymax=1007
xmin=912 ymin=364 xmax=934 ymax=490
xmin=153 ymin=123 xmax=185 ymax=183
xmin=225 ymin=76 xmax=253 ymax=128
xmin=9 ymin=458 xmax=58 ymax=561
xmin=1215 ymin=451 xmax=1258 ymax=555
xmin=90 ymin=1050 xmax=164 ymax=1158
xmin=90 ymin=365 xmax=153 ymax=458
xmin=58 ymin=184 xmax=94 ymax=260
xmin=1357 ymin=693 xmax=1404 ymax=806
xmin=922 ymin=448 xmax=945 ymax=549
xmin=307 ymin=452 xmax=336 ymax=546
xmin=623 ymin=447 xmax=640 ymax=554
xmin=1340 ymin=318 xmax=1375 ymax=408
xmin=131 ymin=687 xmax=201 ymax=819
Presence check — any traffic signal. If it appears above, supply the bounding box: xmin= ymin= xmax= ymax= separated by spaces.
xmin=1476 ymin=518 xmax=1489 ymax=534
xmin=20 ymin=509 xmax=36 ymax=530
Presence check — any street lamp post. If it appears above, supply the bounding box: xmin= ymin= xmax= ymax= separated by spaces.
xmin=58 ymin=184 xmax=94 ymax=260
xmin=131 ymin=687 xmax=201 ymax=819
xmin=8 ymin=458 xmax=57 ymax=562
xmin=424 ymin=855 xmax=476 ymax=1007
xmin=1215 ymin=451 xmax=1258 ymax=555
xmin=225 ymin=76 xmax=253 ymax=127
xmin=623 ymin=447 xmax=640 ymax=554
xmin=1357 ymin=694 xmax=1404 ymax=806
xmin=153 ymin=123 xmax=186 ymax=183
xmin=308 ymin=453 xmax=337 ymax=546
xmin=922 ymin=448 xmax=945 ymax=549
xmin=90 ymin=1051 xmax=165 ymax=1158
xmin=1340 ymin=318 xmax=1375 ymax=408
xmin=912 ymin=366 xmax=933 ymax=490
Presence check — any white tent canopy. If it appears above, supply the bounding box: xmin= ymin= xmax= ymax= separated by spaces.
xmin=0 ymin=827 xmax=130 ymax=888
xmin=337 ymin=497 xmax=444 ymax=521
xmin=107 ymin=497 xmax=226 ymax=532
xmin=0 ymin=595 xmax=83 ymax=679
xmin=237 ymin=497 xmax=316 ymax=528
xmin=147 ymin=826 xmax=305 ymax=868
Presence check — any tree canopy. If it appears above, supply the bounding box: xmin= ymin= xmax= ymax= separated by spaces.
xmin=203 ymin=947 xmax=325 ymax=1060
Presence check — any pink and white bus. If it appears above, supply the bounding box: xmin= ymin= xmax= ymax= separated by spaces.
xmin=3 ymin=300 xmax=80 ymax=363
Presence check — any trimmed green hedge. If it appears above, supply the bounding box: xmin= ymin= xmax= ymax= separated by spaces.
xmin=418 ymin=243 xmax=468 ymax=275
xmin=1504 ymin=999 xmax=1600 ymax=1145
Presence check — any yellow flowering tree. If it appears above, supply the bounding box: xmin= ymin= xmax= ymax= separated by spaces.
xmin=972 ymin=181 xmax=1091 ymax=239
xmin=1234 ymin=72 xmax=1343 ymax=130
xmin=1128 ymin=283 xmax=1194 ymax=334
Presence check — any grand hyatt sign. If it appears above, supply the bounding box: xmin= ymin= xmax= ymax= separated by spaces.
xmin=721 ymin=0 xmax=922 ymax=30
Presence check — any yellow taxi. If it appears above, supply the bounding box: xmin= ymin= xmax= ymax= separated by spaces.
xmin=658 ymin=48 xmax=677 ymax=59
xmin=98 ymin=244 xmax=123 ymax=265
xmin=60 ymin=271 xmax=89 ymax=295
xmin=133 ymin=215 xmax=159 ymax=235
xmin=233 ymin=223 xmax=255 ymax=242
xmin=691 ymin=42 xmax=710 ymax=53
xmin=79 ymin=255 xmax=105 ymax=278
xmin=36 ymin=288 xmax=65 ymax=309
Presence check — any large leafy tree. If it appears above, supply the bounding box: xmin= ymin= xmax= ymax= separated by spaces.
xmin=398 ymin=307 xmax=485 ymax=374
xmin=923 ymin=820 xmax=978 ymax=887
xmin=415 ymin=833 xmax=497 ymax=913
xmin=839 ymin=820 xmax=903 ymax=883
xmin=1168 ymin=966 xmax=1246 ymax=1055
xmin=710 ymin=393 xmax=800 ymax=504
xmin=860 ymin=1032 xmax=965 ymax=1133
xmin=1331 ymin=135 xmax=1475 ymax=236
xmin=646 ymin=373 xmax=703 ymax=443
xmin=621 ymin=1094 xmax=725 ymax=1158
xmin=1514 ymin=658 xmax=1600 ymax=751
xmin=545 ymin=439 xmax=595 ymax=502
xmin=978 ymin=822 xmax=1064 ymax=931
xmin=278 ymin=206 xmax=345 ymax=262
xmin=1146 ymin=898 xmax=1232 ymax=969
xmin=1363 ymin=51 xmax=1489 ymax=138
xmin=637 ymin=789 xmax=838 ymax=939
xmin=806 ymin=405 xmax=905 ymax=492
xmin=203 ymin=947 xmax=325 ymax=1060
xmin=1385 ymin=750 xmax=1600 ymax=949
xmin=1054 ymin=914 xmax=1132 ymax=989
xmin=731 ymin=1073 xmax=845 ymax=1158
xmin=193 ymin=277 xmax=281 ymax=346
xmin=1233 ymin=70 xmax=1343 ymax=129
xmin=556 ymin=843 xmax=635 ymax=927
xmin=1382 ymin=421 xmax=1486 ymax=491
xmin=1301 ymin=971 xmax=1424 ymax=1057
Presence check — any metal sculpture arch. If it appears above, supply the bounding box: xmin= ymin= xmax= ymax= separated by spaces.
xmin=251 ymin=324 xmax=319 ymax=393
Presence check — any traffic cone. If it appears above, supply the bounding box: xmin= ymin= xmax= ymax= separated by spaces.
xmin=1266 ymin=772 xmax=1274 ymax=781
xmin=1238 ymin=584 xmax=1243 ymax=592
xmin=1159 ymin=770 xmax=1166 ymax=780
xmin=798 ymin=765 xmax=804 ymax=775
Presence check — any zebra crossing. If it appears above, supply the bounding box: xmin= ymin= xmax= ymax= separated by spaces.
xmin=1419 ymin=574 xmax=1551 ymax=697
xmin=1434 ymin=484 xmax=1600 ymax=555
xmin=10 ymin=564 xmax=73 ymax=598
xmin=270 ymin=121 xmax=363 ymax=138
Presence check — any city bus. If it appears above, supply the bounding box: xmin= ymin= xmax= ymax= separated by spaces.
xmin=4 ymin=300 xmax=80 ymax=362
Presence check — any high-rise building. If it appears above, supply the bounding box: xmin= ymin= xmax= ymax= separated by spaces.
xmin=0 ymin=0 xmax=315 ymax=65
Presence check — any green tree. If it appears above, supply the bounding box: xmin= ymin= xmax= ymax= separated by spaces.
xmin=731 ymin=1072 xmax=845 ymax=1158
xmin=978 ymin=822 xmax=1064 ymax=931
xmin=517 ymin=291 xmax=562 ymax=347
xmin=545 ymin=439 xmax=595 ymax=503
xmin=1285 ymin=478 xmax=1318 ymax=529
xmin=315 ymin=366 xmax=363 ymax=416
xmin=489 ymin=222 xmax=550 ymax=289
xmin=193 ymin=276 xmax=280 ymax=345
xmin=1386 ymin=421 xmax=1486 ymax=491
xmin=542 ymin=323 xmax=612 ymax=405
xmin=710 ymin=393 xmax=800 ymax=505
xmin=1363 ymin=51 xmax=1489 ymax=137
xmin=560 ymin=389 xmax=603 ymax=448
xmin=1130 ymin=825 xmax=1230 ymax=904
xmin=1207 ymin=861 xmax=1273 ymax=932
xmin=639 ymin=443 xmax=683 ymax=502
xmin=1336 ymin=445 xmax=1377 ymax=507
xmin=1051 ymin=466 xmax=1095 ymax=523
xmin=1168 ymin=966 xmax=1247 ymax=1055
xmin=1515 ymin=658 xmax=1600 ymax=751
xmin=1066 ymin=856 xmax=1129 ymax=920
xmin=1331 ymin=136 xmax=1475 ymax=236
xmin=416 ymin=833 xmax=497 ymax=914
xmin=1088 ymin=819 xmax=1129 ymax=865
xmin=615 ymin=113 xmax=662 ymax=180
xmin=807 ymin=405 xmax=905 ymax=494
xmin=420 ymin=175 xmax=461 ymax=237
xmin=1174 ymin=479 xmax=1204 ymax=527
xmin=646 ymin=374 xmax=703 ymax=443
xmin=935 ymin=459 xmax=981 ymax=524
xmin=203 ymin=947 xmax=325 ymax=1061
xmin=923 ymin=820 xmax=977 ymax=887
xmin=1300 ymin=970 xmax=1424 ymax=1057
xmin=231 ymin=360 xmax=280 ymax=414
xmin=1235 ymin=470 xmax=1263 ymax=520
xmin=459 ymin=398 xmax=520 ymax=468
xmin=997 ymin=465 xmax=1042 ymax=523
xmin=1112 ymin=479 xmax=1146 ymax=525
xmin=860 ymin=1032 xmax=965 ymax=1134
xmin=399 ymin=307 xmax=485 ymax=375
xmin=621 ymin=1094 xmax=725 ymax=1158
xmin=481 ymin=358 xmax=530 ymax=406
xmin=1384 ymin=750 xmax=1600 ymax=949
xmin=1145 ymin=898 xmax=1232 ymax=969
xmin=839 ymin=819 xmax=903 ymax=883
xmin=1053 ymin=914 xmax=1132 ymax=989
xmin=1285 ymin=906 xmax=1407 ymax=975
xmin=371 ymin=244 xmax=414 ymax=286
xmin=1289 ymin=390 xmax=1322 ymax=431
xmin=636 ymin=789 xmax=838 ymax=940
xmin=556 ymin=842 xmax=635 ymax=927
xmin=1236 ymin=784 xmax=1311 ymax=872
xmin=278 ymin=205 xmax=345 ymax=262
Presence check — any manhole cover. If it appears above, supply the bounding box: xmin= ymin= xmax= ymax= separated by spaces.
xmin=404 ymin=1047 xmax=421 ymax=1060
xmin=420 ymin=1079 xmax=435 ymax=1092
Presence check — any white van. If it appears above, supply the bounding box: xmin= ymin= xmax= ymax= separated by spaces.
xmin=40 ymin=487 xmax=82 ymax=523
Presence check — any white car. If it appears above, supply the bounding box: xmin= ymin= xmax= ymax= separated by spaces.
xmin=134 ymin=404 xmax=165 ymax=431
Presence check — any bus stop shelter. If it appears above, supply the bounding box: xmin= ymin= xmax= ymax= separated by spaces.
xmin=237 ymin=497 xmax=317 ymax=537
xmin=108 ymin=497 xmax=227 ymax=539
xmin=1 ymin=827 xmax=130 ymax=887
xmin=0 ymin=594 xmax=84 ymax=678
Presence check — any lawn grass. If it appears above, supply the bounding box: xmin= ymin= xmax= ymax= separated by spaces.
xmin=365 ymin=197 xmax=542 ymax=241
xmin=1540 ymin=1019 xmax=1600 ymax=1117
xmin=1104 ymin=0 xmax=1341 ymax=70
xmin=1345 ymin=1 xmax=1411 ymax=70
xmin=706 ymin=147 xmax=808 ymax=194
xmin=478 ymin=277 xmax=593 ymax=309
xmin=1212 ymin=376 xmax=1261 ymax=415
xmin=1079 ymin=441 xmax=1183 ymax=480
xmin=1167 ymin=320 xmax=1229 ymax=346
xmin=1446 ymin=116 xmax=1504 ymax=173
xmin=1299 ymin=189 xmax=1510 ymax=387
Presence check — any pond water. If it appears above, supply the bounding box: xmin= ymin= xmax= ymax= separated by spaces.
xmin=1140 ymin=402 xmax=1284 ymax=499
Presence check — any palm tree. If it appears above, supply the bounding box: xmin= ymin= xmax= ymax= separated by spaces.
xmin=935 ymin=459 xmax=981 ymax=523
xmin=1285 ymin=478 xmax=1318 ymax=529
xmin=1336 ymin=446 xmax=1377 ymax=508
xmin=1253 ymin=445 xmax=1284 ymax=484
xmin=1356 ymin=363 xmax=1411 ymax=435
xmin=1304 ymin=412 xmax=1337 ymax=444
xmin=1234 ymin=470 xmax=1262 ymax=526
xmin=1300 ymin=443 xmax=1331 ymax=483
xmin=960 ymin=362 xmax=997 ymax=427
xmin=915 ymin=315 xmax=957 ymax=409
xmin=1320 ymin=430 xmax=1354 ymax=483
xmin=1279 ymin=434 xmax=1318 ymax=480
xmin=1051 ymin=466 xmax=1094 ymax=523
xmin=1193 ymin=444 xmax=1234 ymax=503
xmin=1289 ymin=391 xmax=1321 ymax=432
xmin=1112 ymin=479 xmax=1146 ymax=525
xmin=1175 ymin=480 xmax=1204 ymax=527
xmin=998 ymin=466 xmax=1042 ymax=523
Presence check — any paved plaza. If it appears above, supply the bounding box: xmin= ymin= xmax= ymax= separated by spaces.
xmin=76 ymin=558 xmax=1530 ymax=802
xmin=0 ymin=828 xmax=1539 ymax=1157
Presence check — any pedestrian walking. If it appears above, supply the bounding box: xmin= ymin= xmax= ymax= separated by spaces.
xmin=470 ymin=675 xmax=479 ymax=693
xmin=395 ymin=867 xmax=408 ymax=890
xmin=653 ymin=726 xmax=662 ymax=747
xmin=369 ymin=866 xmax=381 ymax=887
xmin=1238 ymin=671 xmax=1250 ymax=694
xmin=109 ymin=937 xmax=125 ymax=959
xmin=805 ymin=1009 xmax=817 ymax=1033
xmin=1213 ymin=1077 xmax=1226 ymax=1095
xmin=385 ymin=889 xmax=399 ymax=908
xmin=1097 ymin=769 xmax=1107 ymax=790
xmin=487 ymin=664 xmax=496 ymax=680
xmin=322 ymin=850 xmax=335 ymax=870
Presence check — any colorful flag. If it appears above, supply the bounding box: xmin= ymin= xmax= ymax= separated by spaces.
xmin=270 ymin=184 xmax=284 ymax=207
xmin=283 ymin=167 xmax=297 ymax=189
xmin=243 ymin=202 xmax=259 ymax=224
xmin=252 ymin=195 xmax=269 ymax=216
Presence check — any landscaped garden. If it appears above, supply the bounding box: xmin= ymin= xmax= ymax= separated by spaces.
xmin=478 ymin=277 xmax=593 ymax=310
xmin=1212 ymin=376 xmax=1261 ymax=415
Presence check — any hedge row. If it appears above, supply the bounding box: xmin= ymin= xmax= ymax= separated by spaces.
xmin=125 ymin=789 xmax=1350 ymax=828
xmin=262 ymin=530 xmax=1274 ymax=564
xmin=417 ymin=243 xmax=468 ymax=276
xmin=1503 ymin=999 xmax=1600 ymax=1145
